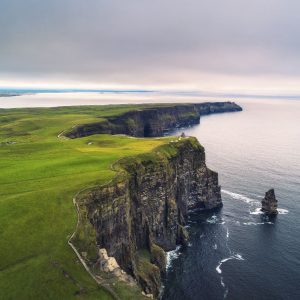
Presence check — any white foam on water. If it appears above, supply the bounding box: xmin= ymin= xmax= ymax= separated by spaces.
xmin=278 ymin=208 xmax=289 ymax=214
xmin=206 ymin=215 xmax=218 ymax=224
xmin=206 ymin=215 xmax=224 ymax=224
xmin=250 ymin=208 xmax=264 ymax=215
xmin=216 ymin=254 xmax=244 ymax=274
xmin=243 ymin=221 xmax=274 ymax=226
xmin=250 ymin=207 xmax=289 ymax=215
xmin=166 ymin=245 xmax=181 ymax=270
xmin=220 ymin=276 xmax=229 ymax=299
xmin=222 ymin=189 xmax=259 ymax=205
xmin=220 ymin=276 xmax=225 ymax=287
xmin=224 ymin=288 xmax=229 ymax=299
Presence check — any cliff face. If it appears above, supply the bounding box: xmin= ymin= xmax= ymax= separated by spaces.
xmin=82 ymin=138 xmax=221 ymax=297
xmin=65 ymin=102 xmax=242 ymax=138
xmin=195 ymin=101 xmax=243 ymax=115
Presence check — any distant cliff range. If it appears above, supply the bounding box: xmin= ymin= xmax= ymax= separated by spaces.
xmin=65 ymin=102 xmax=242 ymax=138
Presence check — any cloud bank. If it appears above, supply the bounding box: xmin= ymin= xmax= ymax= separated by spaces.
xmin=1 ymin=0 xmax=300 ymax=93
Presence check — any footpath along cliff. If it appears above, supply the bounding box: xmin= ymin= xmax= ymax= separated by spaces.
xmin=70 ymin=102 xmax=242 ymax=298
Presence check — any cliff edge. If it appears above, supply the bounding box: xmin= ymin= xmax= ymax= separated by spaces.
xmin=64 ymin=102 xmax=242 ymax=138
xmin=73 ymin=137 xmax=222 ymax=298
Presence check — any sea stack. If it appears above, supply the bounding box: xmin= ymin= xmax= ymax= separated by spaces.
xmin=261 ymin=189 xmax=278 ymax=214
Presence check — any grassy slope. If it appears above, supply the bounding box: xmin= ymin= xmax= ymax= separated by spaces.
xmin=0 ymin=106 xmax=173 ymax=300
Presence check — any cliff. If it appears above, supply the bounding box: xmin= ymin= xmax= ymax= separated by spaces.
xmin=75 ymin=137 xmax=222 ymax=298
xmin=65 ymin=102 xmax=242 ymax=138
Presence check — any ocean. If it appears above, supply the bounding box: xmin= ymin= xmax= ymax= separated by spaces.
xmin=162 ymin=99 xmax=300 ymax=300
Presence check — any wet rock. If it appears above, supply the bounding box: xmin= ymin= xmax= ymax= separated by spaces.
xmin=261 ymin=189 xmax=278 ymax=214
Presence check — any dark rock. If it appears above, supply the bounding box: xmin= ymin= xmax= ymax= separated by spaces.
xmin=83 ymin=138 xmax=222 ymax=297
xmin=65 ymin=102 xmax=242 ymax=139
xmin=261 ymin=189 xmax=278 ymax=214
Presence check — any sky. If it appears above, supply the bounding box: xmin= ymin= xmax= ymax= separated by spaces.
xmin=1 ymin=0 xmax=300 ymax=95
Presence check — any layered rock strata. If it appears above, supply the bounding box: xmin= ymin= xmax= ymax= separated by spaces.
xmin=65 ymin=102 xmax=242 ymax=138
xmin=81 ymin=138 xmax=222 ymax=297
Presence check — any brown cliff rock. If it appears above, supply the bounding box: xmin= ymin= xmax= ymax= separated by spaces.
xmin=81 ymin=137 xmax=222 ymax=297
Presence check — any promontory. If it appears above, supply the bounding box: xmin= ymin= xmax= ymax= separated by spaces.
xmin=0 ymin=101 xmax=242 ymax=300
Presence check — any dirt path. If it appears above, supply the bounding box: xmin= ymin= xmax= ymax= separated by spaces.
xmin=68 ymin=192 xmax=121 ymax=300
xmin=57 ymin=132 xmax=121 ymax=300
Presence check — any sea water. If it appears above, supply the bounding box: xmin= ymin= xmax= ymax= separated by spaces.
xmin=162 ymin=99 xmax=300 ymax=300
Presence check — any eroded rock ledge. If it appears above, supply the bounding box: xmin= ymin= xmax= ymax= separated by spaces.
xmin=65 ymin=102 xmax=242 ymax=138
xmin=77 ymin=137 xmax=222 ymax=297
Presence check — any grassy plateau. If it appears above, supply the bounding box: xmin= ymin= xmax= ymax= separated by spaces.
xmin=0 ymin=105 xmax=174 ymax=300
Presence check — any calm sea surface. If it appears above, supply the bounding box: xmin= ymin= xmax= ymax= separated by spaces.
xmin=162 ymin=99 xmax=300 ymax=300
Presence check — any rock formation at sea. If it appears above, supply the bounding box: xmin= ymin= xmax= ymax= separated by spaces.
xmin=261 ymin=189 xmax=278 ymax=214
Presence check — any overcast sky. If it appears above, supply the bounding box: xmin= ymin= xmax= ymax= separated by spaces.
xmin=1 ymin=0 xmax=300 ymax=94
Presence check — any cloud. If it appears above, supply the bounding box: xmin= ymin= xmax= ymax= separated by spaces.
xmin=1 ymin=0 xmax=300 ymax=92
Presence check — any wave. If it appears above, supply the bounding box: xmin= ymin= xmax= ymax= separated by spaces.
xmin=243 ymin=221 xmax=274 ymax=226
xmin=206 ymin=215 xmax=218 ymax=224
xmin=278 ymin=208 xmax=289 ymax=214
xmin=166 ymin=245 xmax=181 ymax=269
xmin=250 ymin=207 xmax=289 ymax=215
xmin=249 ymin=208 xmax=264 ymax=215
xmin=206 ymin=215 xmax=225 ymax=224
xmin=216 ymin=253 xmax=244 ymax=274
xmin=222 ymin=189 xmax=259 ymax=204
xmin=223 ymin=190 xmax=289 ymax=217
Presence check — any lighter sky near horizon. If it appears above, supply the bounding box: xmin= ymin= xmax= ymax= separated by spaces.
xmin=1 ymin=0 xmax=300 ymax=96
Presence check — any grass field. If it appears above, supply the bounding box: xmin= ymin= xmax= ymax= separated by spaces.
xmin=0 ymin=105 xmax=173 ymax=300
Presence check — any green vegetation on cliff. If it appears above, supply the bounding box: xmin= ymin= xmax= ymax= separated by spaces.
xmin=0 ymin=105 xmax=174 ymax=300
xmin=0 ymin=102 xmax=239 ymax=299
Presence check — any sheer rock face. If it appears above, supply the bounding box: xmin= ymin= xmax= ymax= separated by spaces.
xmin=65 ymin=102 xmax=242 ymax=139
xmin=261 ymin=189 xmax=278 ymax=214
xmin=83 ymin=138 xmax=222 ymax=297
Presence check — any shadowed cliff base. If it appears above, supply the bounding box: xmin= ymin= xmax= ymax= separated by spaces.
xmin=64 ymin=102 xmax=242 ymax=139
xmin=68 ymin=102 xmax=241 ymax=298
xmin=72 ymin=137 xmax=222 ymax=297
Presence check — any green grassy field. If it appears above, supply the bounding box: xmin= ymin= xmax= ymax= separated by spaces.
xmin=0 ymin=105 xmax=173 ymax=300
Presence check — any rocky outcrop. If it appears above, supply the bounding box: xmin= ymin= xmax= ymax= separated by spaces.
xmin=65 ymin=102 xmax=242 ymax=138
xmin=69 ymin=102 xmax=242 ymax=298
xmin=261 ymin=189 xmax=278 ymax=214
xmin=195 ymin=101 xmax=243 ymax=115
xmin=80 ymin=137 xmax=221 ymax=297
